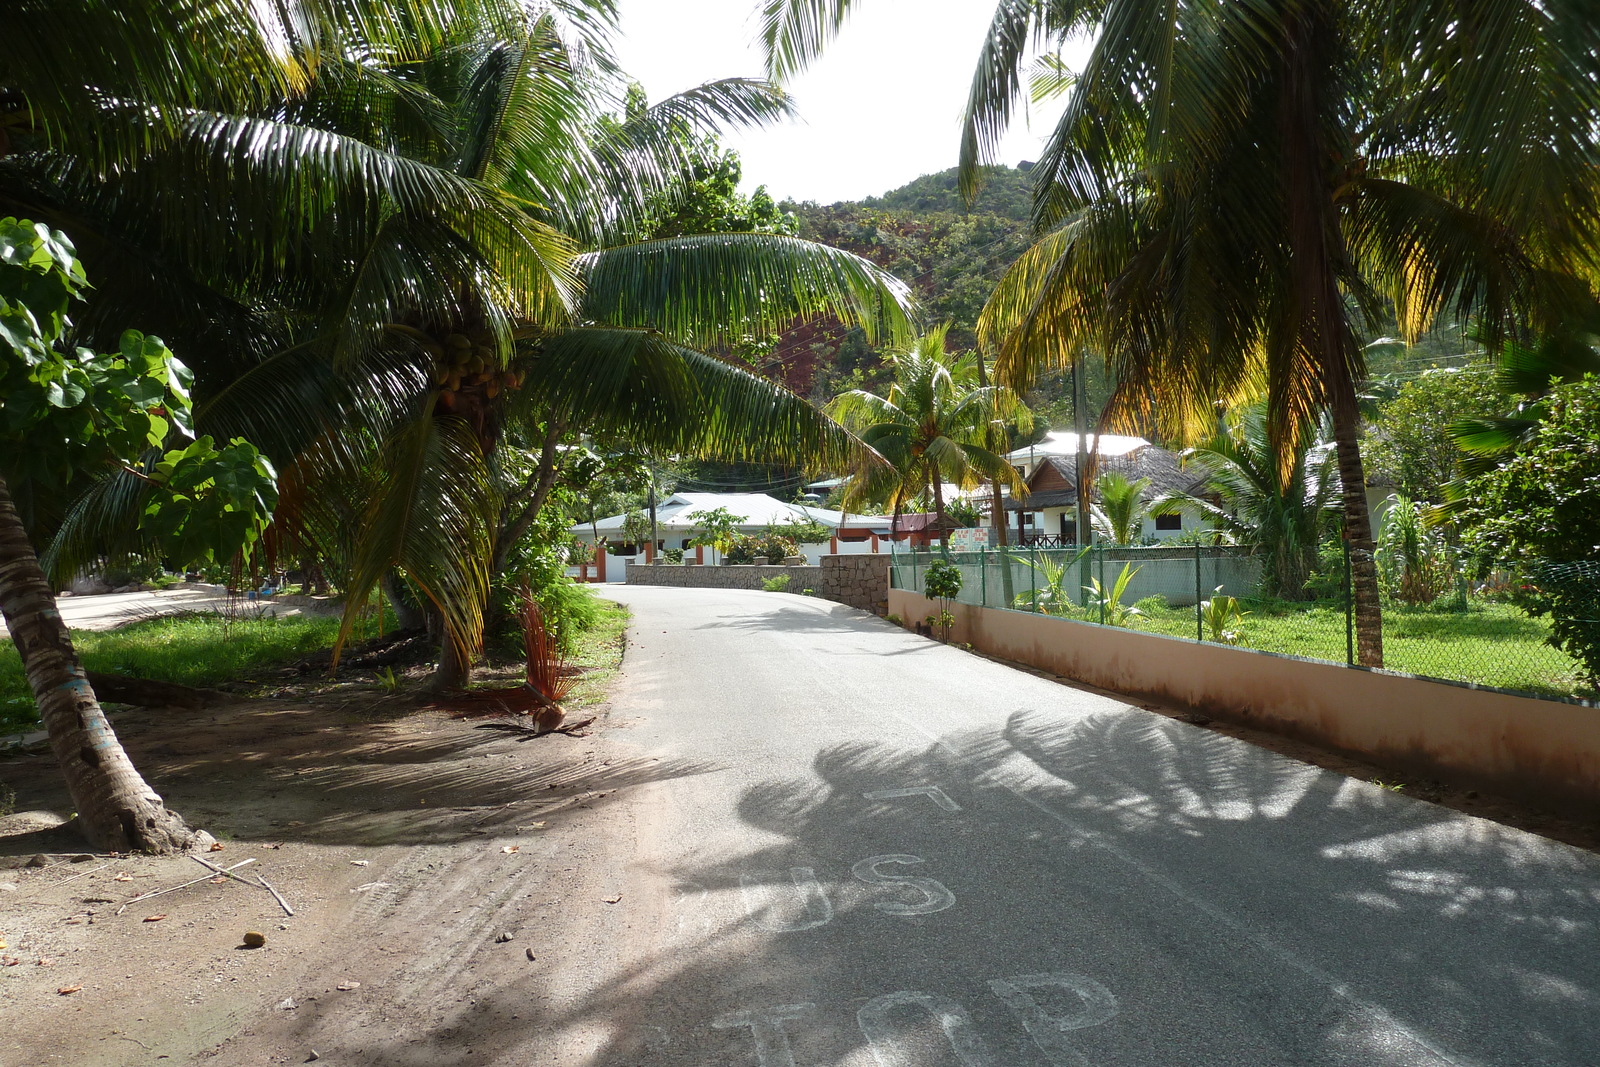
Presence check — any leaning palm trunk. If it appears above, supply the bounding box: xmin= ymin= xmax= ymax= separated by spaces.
xmin=0 ymin=474 xmax=196 ymax=852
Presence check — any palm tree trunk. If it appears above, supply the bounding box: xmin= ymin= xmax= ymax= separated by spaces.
xmin=0 ymin=473 xmax=196 ymax=852
xmin=1331 ymin=403 xmax=1383 ymax=666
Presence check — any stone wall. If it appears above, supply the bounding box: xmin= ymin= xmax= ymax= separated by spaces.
xmin=626 ymin=554 xmax=889 ymax=614
xmin=812 ymin=553 xmax=891 ymax=614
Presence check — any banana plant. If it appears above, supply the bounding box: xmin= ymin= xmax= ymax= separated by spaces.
xmin=1014 ymin=545 xmax=1090 ymax=616
xmin=1199 ymin=587 xmax=1250 ymax=646
xmin=1083 ymin=563 xmax=1143 ymax=627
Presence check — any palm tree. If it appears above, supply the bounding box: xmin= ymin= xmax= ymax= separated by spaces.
xmin=1152 ymin=405 xmax=1341 ymax=600
xmin=1090 ymin=472 xmax=1149 ymax=545
xmin=763 ymin=0 xmax=1600 ymax=670
xmin=24 ymin=7 xmax=916 ymax=685
xmin=828 ymin=327 xmax=1029 ymax=539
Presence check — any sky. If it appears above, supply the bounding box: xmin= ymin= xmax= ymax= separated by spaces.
xmin=611 ymin=0 xmax=1085 ymax=205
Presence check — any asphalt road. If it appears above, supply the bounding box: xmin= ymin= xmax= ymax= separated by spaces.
xmin=547 ymin=585 xmax=1600 ymax=1067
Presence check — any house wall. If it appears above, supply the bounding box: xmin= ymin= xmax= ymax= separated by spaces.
xmin=628 ymin=554 xmax=891 ymax=614
xmin=889 ymin=589 xmax=1600 ymax=811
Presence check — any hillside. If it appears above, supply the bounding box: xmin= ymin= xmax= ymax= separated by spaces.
xmin=769 ymin=164 xmax=1110 ymax=433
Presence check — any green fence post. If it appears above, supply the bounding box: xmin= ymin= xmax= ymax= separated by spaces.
xmin=1195 ymin=544 xmax=1204 ymax=642
xmin=913 ymin=547 xmax=920 ymax=594
xmin=1344 ymin=533 xmax=1355 ymax=667
xmin=1098 ymin=546 xmax=1107 ymax=625
xmin=980 ymin=546 xmax=988 ymax=607
xmin=1029 ymin=545 xmax=1037 ymax=611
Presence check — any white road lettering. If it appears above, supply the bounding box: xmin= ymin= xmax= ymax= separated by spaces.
xmin=857 ymin=991 xmax=994 ymax=1067
xmin=988 ymin=972 xmax=1118 ymax=1066
xmin=712 ymin=1003 xmax=816 ymax=1067
xmin=851 ymin=854 xmax=956 ymax=916
xmin=740 ymin=867 xmax=834 ymax=931
xmin=863 ymin=785 xmax=963 ymax=812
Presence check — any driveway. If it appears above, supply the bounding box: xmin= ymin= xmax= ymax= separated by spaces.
xmin=524 ymin=585 xmax=1600 ymax=1067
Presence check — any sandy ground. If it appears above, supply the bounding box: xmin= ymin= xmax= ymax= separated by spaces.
xmin=0 ymin=687 xmax=658 ymax=1067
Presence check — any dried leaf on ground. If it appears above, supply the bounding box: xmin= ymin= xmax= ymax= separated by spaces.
xmin=501 ymin=845 xmax=520 ymax=854
xmin=336 ymin=981 xmax=360 ymax=991
xmin=113 ymin=873 xmax=133 ymax=882
xmin=349 ymin=860 xmax=369 ymax=867
xmin=143 ymin=914 xmax=167 ymax=922
xmin=56 ymin=985 xmax=82 ymax=995
xmin=603 ymin=894 xmax=622 ymax=904
xmin=1 ymin=957 xmax=19 ymax=966
xmin=208 ymin=842 xmax=225 ymax=852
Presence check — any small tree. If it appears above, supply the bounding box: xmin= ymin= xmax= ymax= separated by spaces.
xmin=621 ymin=509 xmax=652 ymax=551
xmin=923 ymin=558 xmax=962 ymax=641
xmin=687 ymin=507 xmax=747 ymax=563
xmin=1091 ymin=472 xmax=1151 ymax=545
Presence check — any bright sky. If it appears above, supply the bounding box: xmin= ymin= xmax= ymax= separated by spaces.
xmin=612 ymin=0 xmax=1086 ymax=205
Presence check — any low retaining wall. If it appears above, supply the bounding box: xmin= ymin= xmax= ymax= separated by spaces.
xmin=891 ymin=589 xmax=1600 ymax=812
xmin=629 ymin=554 xmax=889 ymax=614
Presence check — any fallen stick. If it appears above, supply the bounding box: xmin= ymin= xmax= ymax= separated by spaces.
xmin=117 ymin=860 xmax=258 ymax=914
xmin=50 ymin=862 xmax=112 ymax=888
xmin=254 ymin=874 xmax=295 ymax=917
xmin=191 ymin=854 xmax=270 ymax=891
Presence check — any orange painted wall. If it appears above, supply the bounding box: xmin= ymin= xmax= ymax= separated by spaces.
xmin=890 ymin=589 xmax=1600 ymax=811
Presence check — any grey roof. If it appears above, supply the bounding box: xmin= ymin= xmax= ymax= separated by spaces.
xmin=1005 ymin=447 xmax=1208 ymax=511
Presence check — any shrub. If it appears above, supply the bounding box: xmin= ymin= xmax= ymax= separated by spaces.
xmin=1134 ymin=594 xmax=1169 ymax=614
xmin=663 ymin=547 xmax=684 ymax=563
xmin=885 ymin=613 xmax=903 ymax=626
xmin=761 ymin=574 xmax=792 ymax=592
xmin=1376 ymin=494 xmax=1453 ymax=605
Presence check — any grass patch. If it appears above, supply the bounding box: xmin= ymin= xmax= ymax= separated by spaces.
xmin=1118 ymin=598 xmax=1590 ymax=699
xmin=1 ymin=612 xmax=342 ymax=735
xmin=564 ymin=598 xmax=629 ymax=709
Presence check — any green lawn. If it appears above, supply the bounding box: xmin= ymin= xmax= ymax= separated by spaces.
xmin=1122 ymin=598 xmax=1590 ymax=700
xmin=1 ymin=612 xmax=343 ymax=735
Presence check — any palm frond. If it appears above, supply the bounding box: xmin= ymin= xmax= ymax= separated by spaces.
xmin=577 ymin=233 xmax=916 ymax=347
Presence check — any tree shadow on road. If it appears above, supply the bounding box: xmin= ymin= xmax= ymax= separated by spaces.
xmin=322 ymin=705 xmax=1600 ymax=1067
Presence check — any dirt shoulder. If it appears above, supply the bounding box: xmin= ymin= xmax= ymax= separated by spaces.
xmin=0 ymin=609 xmax=651 ymax=1067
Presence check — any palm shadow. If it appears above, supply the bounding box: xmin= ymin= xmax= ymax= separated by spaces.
xmin=326 ymin=706 xmax=1600 ymax=1066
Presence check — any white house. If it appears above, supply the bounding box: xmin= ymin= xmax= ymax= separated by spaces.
xmin=571 ymin=492 xmax=900 ymax=579
xmin=1001 ymin=433 xmax=1212 ymax=544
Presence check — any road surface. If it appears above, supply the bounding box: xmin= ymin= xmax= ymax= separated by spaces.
xmin=526 ymin=585 xmax=1600 ymax=1067
xmin=0 ymin=586 xmax=306 ymax=636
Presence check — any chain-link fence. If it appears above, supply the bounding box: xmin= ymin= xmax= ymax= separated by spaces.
xmin=891 ymin=544 xmax=1596 ymax=703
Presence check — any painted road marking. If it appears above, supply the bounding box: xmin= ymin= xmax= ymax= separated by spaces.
xmin=712 ymin=1003 xmax=815 ymax=1067
xmin=863 ymin=785 xmax=963 ymax=812
xmin=740 ymin=868 xmax=834 ymax=931
xmin=989 ymin=972 xmax=1119 ymax=1066
xmin=850 ymin=854 xmax=956 ymax=915
xmin=858 ymin=990 xmax=994 ymax=1067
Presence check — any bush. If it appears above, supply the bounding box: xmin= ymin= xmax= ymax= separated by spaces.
xmin=725 ymin=530 xmax=801 ymax=564
xmin=761 ymin=574 xmax=792 ymax=592
xmin=1459 ymin=376 xmax=1600 ymax=683
xmin=663 ymin=547 xmax=684 ymax=563
xmin=1134 ymin=595 xmax=1169 ymax=614
xmin=924 ymin=559 xmax=962 ymax=601
xmin=1302 ymin=541 xmax=1348 ymax=602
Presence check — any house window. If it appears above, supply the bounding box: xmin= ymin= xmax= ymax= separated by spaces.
xmin=1154 ymin=513 xmax=1182 ymax=531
